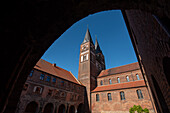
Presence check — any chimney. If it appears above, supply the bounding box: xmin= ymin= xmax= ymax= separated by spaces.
xmin=52 ymin=63 xmax=56 ymax=67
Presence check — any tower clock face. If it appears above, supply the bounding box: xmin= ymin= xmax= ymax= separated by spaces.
xmin=82 ymin=44 xmax=88 ymax=51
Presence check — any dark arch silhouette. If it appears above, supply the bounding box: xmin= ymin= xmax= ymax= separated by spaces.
xmin=58 ymin=104 xmax=65 ymax=113
xmin=1 ymin=0 xmax=170 ymax=112
xmin=69 ymin=105 xmax=75 ymax=113
xmin=77 ymin=103 xmax=84 ymax=113
xmin=43 ymin=103 xmax=53 ymax=113
xmin=163 ymin=57 xmax=170 ymax=85
xmin=151 ymin=75 xmax=169 ymax=113
xmin=24 ymin=101 xmax=38 ymax=113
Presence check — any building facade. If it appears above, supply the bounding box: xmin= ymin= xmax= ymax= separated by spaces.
xmin=16 ymin=59 xmax=85 ymax=113
xmin=91 ymin=63 xmax=154 ymax=113
xmin=78 ymin=28 xmax=155 ymax=113
xmin=16 ymin=28 xmax=155 ymax=113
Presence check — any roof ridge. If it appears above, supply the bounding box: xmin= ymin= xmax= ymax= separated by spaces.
xmin=69 ymin=71 xmax=82 ymax=85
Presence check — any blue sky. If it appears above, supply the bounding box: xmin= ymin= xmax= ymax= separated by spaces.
xmin=41 ymin=10 xmax=137 ymax=78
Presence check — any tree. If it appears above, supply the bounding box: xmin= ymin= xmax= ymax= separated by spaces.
xmin=129 ymin=105 xmax=149 ymax=113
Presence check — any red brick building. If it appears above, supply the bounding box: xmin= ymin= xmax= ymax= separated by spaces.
xmin=17 ymin=28 xmax=155 ymax=113
xmin=78 ymin=28 xmax=155 ymax=113
xmin=16 ymin=59 xmax=85 ymax=113
xmin=91 ymin=63 xmax=155 ymax=113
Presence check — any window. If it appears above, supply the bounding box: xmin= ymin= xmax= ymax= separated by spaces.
xmin=46 ymin=76 xmax=51 ymax=82
xmin=100 ymin=80 xmax=103 ymax=85
xmin=120 ymin=91 xmax=125 ymax=100
xmin=23 ymin=84 xmax=28 ymax=91
xmin=108 ymin=93 xmax=112 ymax=101
xmin=96 ymin=94 xmax=99 ymax=101
xmin=117 ymin=77 xmax=120 ymax=83
xmin=52 ymin=78 xmax=56 ymax=83
xmin=33 ymin=86 xmax=42 ymax=94
xmin=40 ymin=74 xmax=45 ymax=80
xmin=81 ymin=54 xmax=88 ymax=62
xmin=29 ymin=70 xmax=34 ymax=77
xmin=136 ymin=74 xmax=140 ymax=80
xmin=137 ymin=89 xmax=143 ymax=99
xmin=126 ymin=76 xmax=130 ymax=82
xmin=61 ymin=80 xmax=64 ymax=86
xmin=109 ymin=79 xmax=112 ymax=84
xmin=47 ymin=89 xmax=53 ymax=96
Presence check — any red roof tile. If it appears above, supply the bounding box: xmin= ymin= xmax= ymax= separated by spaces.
xmin=98 ymin=62 xmax=140 ymax=77
xmin=91 ymin=80 xmax=145 ymax=92
xmin=34 ymin=59 xmax=81 ymax=85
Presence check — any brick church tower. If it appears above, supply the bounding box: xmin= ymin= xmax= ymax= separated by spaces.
xmin=78 ymin=28 xmax=105 ymax=109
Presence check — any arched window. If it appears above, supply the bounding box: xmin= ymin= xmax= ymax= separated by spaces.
xmin=107 ymin=93 xmax=112 ymax=101
xmin=96 ymin=94 xmax=99 ymax=101
xmin=126 ymin=76 xmax=130 ymax=82
xmin=100 ymin=80 xmax=103 ymax=85
xmin=136 ymin=74 xmax=140 ymax=80
xmin=136 ymin=89 xmax=143 ymax=99
xmin=109 ymin=79 xmax=112 ymax=84
xmin=120 ymin=91 xmax=125 ymax=100
xmin=117 ymin=77 xmax=120 ymax=83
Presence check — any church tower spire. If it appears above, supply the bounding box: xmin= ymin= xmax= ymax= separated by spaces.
xmin=82 ymin=28 xmax=93 ymax=44
xmin=95 ymin=36 xmax=102 ymax=54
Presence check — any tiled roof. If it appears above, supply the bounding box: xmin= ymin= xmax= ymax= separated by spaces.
xmin=34 ymin=59 xmax=81 ymax=85
xmin=91 ymin=80 xmax=145 ymax=92
xmin=98 ymin=62 xmax=140 ymax=77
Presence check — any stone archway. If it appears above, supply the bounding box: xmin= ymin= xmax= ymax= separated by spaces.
xmin=24 ymin=101 xmax=38 ymax=113
xmin=58 ymin=104 xmax=65 ymax=113
xmin=1 ymin=0 xmax=170 ymax=113
xmin=43 ymin=103 xmax=53 ymax=113
xmin=77 ymin=103 xmax=84 ymax=113
xmin=69 ymin=105 xmax=75 ymax=113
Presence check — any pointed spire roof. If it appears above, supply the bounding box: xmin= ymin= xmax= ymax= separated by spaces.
xmin=95 ymin=36 xmax=102 ymax=54
xmin=82 ymin=28 xmax=93 ymax=44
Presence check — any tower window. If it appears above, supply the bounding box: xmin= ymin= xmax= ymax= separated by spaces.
xmin=96 ymin=94 xmax=99 ymax=101
xmin=81 ymin=54 xmax=88 ymax=62
xmin=117 ymin=77 xmax=120 ymax=83
xmin=100 ymin=80 xmax=103 ymax=85
xmin=29 ymin=70 xmax=34 ymax=77
xmin=136 ymin=74 xmax=140 ymax=80
xmin=107 ymin=93 xmax=112 ymax=101
xmin=109 ymin=79 xmax=112 ymax=84
xmin=120 ymin=91 xmax=125 ymax=100
xmin=40 ymin=74 xmax=45 ymax=80
xmin=137 ymin=89 xmax=143 ymax=99
xmin=126 ymin=76 xmax=130 ymax=82
xmin=46 ymin=76 xmax=51 ymax=82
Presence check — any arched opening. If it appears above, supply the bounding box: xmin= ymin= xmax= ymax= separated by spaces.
xmin=69 ymin=105 xmax=75 ymax=113
xmin=58 ymin=104 xmax=65 ymax=113
xmin=1 ymin=0 xmax=170 ymax=112
xmin=43 ymin=103 xmax=53 ymax=113
xmin=151 ymin=75 xmax=169 ymax=113
xmin=163 ymin=57 xmax=170 ymax=85
xmin=24 ymin=101 xmax=38 ymax=113
xmin=77 ymin=103 xmax=84 ymax=113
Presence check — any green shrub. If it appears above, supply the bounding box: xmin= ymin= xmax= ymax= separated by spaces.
xmin=129 ymin=105 xmax=149 ymax=113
